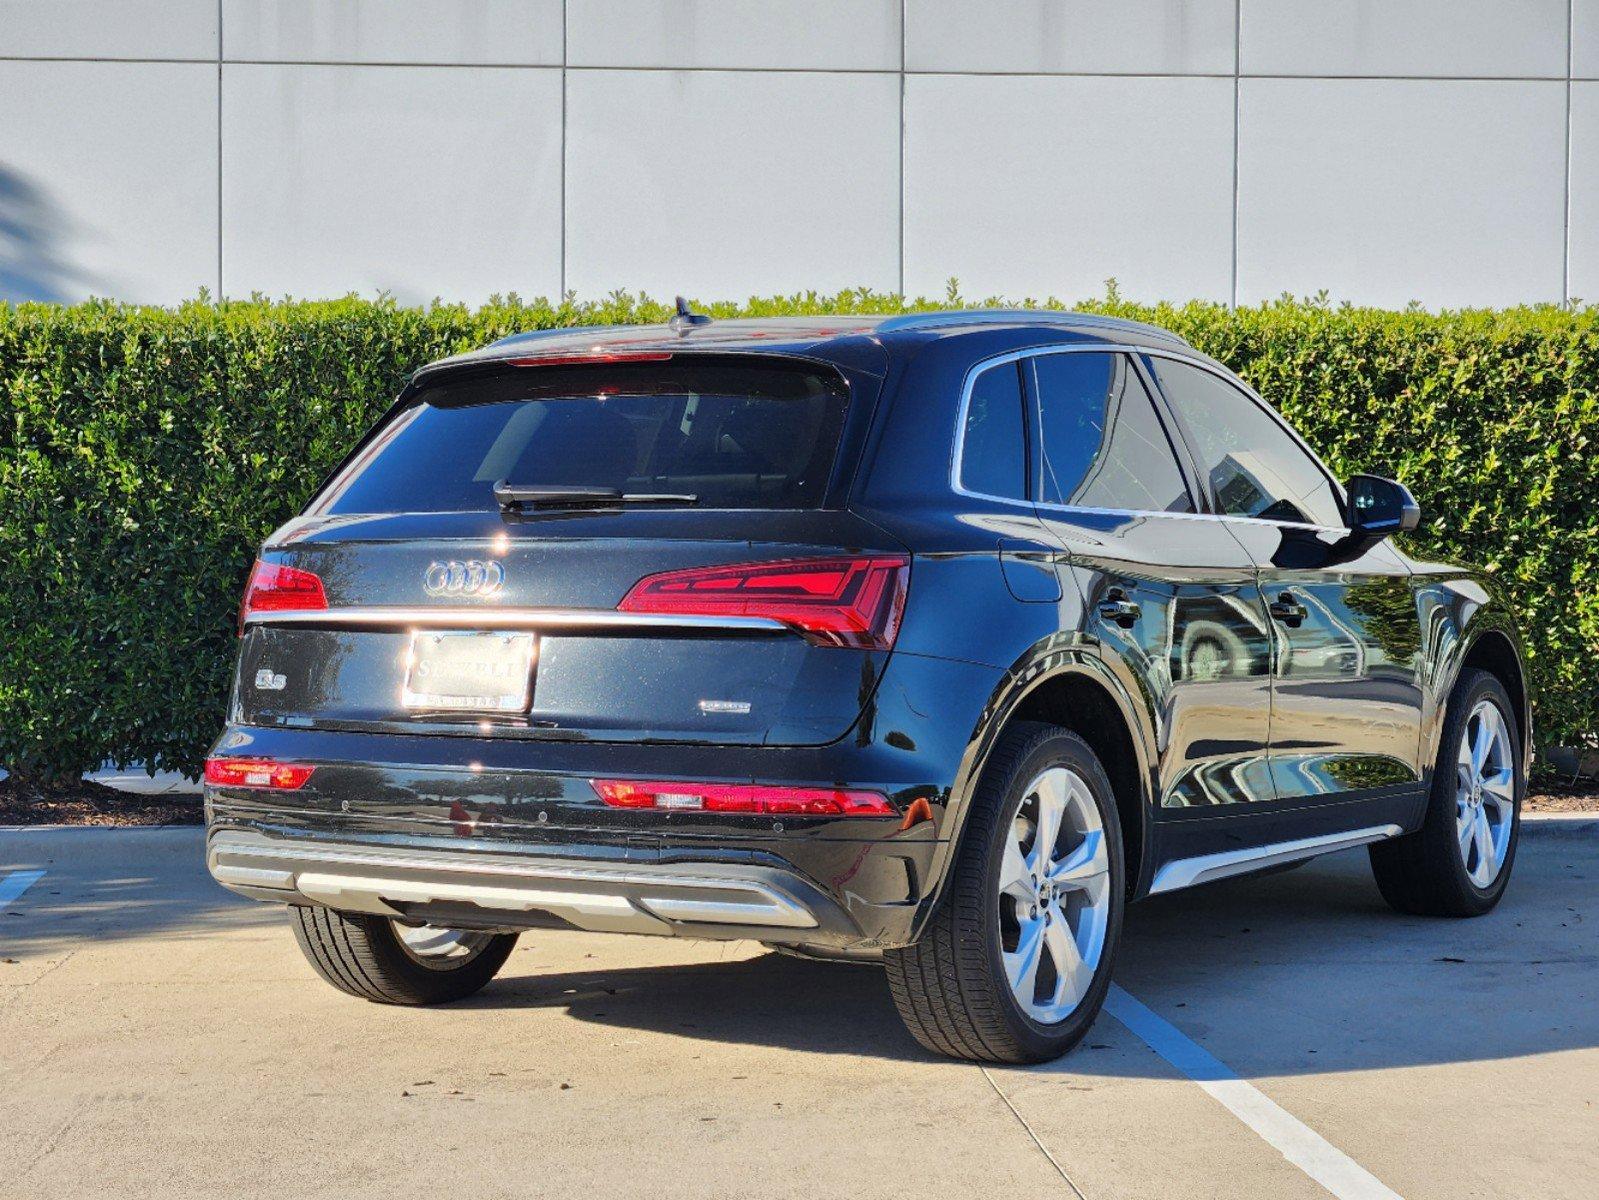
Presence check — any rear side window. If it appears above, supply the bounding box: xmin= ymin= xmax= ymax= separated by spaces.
xmin=1145 ymin=357 xmax=1344 ymax=528
xmin=314 ymin=359 xmax=849 ymax=514
xmin=959 ymin=362 xmax=1027 ymax=499
xmin=1030 ymin=352 xmax=1194 ymax=514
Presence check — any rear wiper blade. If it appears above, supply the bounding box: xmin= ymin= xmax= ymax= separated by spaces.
xmin=493 ymin=481 xmax=698 ymax=511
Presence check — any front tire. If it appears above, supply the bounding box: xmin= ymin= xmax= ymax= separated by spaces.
xmin=885 ymin=722 xmax=1124 ymax=1063
xmin=1369 ymin=668 xmax=1522 ymax=917
xmin=290 ymin=905 xmax=518 ymax=1005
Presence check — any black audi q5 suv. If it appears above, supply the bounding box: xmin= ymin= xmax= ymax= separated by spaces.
xmin=206 ymin=308 xmax=1529 ymax=1063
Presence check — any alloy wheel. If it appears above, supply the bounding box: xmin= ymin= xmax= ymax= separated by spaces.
xmin=998 ymin=766 xmax=1112 ymax=1023
xmin=391 ymin=921 xmax=494 ymax=968
xmin=1456 ymin=698 xmax=1516 ymax=888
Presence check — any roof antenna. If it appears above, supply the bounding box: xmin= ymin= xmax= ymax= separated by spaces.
xmin=668 ymin=295 xmax=711 ymax=337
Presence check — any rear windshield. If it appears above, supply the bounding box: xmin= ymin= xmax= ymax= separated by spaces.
xmin=313 ymin=358 xmax=849 ymax=515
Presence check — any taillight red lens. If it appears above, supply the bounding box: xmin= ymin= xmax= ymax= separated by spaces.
xmin=592 ymin=780 xmax=895 ymax=817
xmin=238 ymin=560 xmax=327 ymax=633
xmin=203 ymin=758 xmax=316 ymax=790
xmin=618 ymin=556 xmax=909 ymax=650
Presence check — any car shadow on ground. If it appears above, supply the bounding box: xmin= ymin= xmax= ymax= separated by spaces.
xmin=460 ymin=824 xmax=1599 ymax=1077
xmin=464 ymin=950 xmax=933 ymax=1059
xmin=6 ymin=824 xmax=1594 ymax=1081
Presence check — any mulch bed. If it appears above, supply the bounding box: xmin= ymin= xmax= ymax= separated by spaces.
xmin=0 ymin=775 xmax=1594 ymax=827
xmin=0 ymin=776 xmax=202 ymax=827
xmin=1524 ymin=779 xmax=1599 ymax=814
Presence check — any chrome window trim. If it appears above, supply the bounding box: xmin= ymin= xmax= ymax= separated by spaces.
xmin=950 ymin=349 xmax=1034 ymax=506
xmin=948 ymin=342 xmax=1351 ymax=536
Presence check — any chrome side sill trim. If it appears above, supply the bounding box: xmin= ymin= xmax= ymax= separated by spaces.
xmin=1147 ymin=824 xmax=1403 ymax=896
xmin=244 ymin=606 xmax=788 ymax=634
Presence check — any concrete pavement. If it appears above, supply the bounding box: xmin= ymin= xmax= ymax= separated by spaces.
xmin=1 ymin=820 xmax=1594 ymax=1199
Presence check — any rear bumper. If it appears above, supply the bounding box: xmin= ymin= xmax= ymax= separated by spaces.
xmin=208 ymin=826 xmax=856 ymax=943
xmin=203 ymin=651 xmax=1007 ymax=949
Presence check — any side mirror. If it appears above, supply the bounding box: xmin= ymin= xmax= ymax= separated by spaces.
xmin=1274 ymin=475 xmax=1420 ymax=569
xmin=1344 ymin=474 xmax=1421 ymax=544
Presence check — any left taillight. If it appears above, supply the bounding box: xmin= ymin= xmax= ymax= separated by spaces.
xmin=203 ymin=758 xmax=315 ymax=790
xmin=238 ymin=559 xmax=327 ymax=634
xmin=617 ymin=555 xmax=909 ymax=650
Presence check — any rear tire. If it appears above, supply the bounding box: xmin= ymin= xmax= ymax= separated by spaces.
xmin=1369 ymin=668 xmax=1522 ymax=917
xmin=885 ymin=722 xmax=1124 ymax=1063
xmin=289 ymin=905 xmax=518 ymax=1005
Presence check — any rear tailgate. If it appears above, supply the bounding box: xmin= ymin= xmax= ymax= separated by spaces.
xmin=233 ymin=355 xmax=905 ymax=748
xmin=237 ymin=510 xmax=905 ymax=746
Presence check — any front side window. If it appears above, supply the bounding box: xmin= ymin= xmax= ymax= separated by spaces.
xmin=1030 ymin=352 xmax=1194 ymax=513
xmin=1145 ymin=358 xmax=1344 ymax=528
xmin=959 ymin=361 xmax=1027 ymax=499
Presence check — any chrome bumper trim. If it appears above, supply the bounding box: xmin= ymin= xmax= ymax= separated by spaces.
xmin=1147 ymin=823 xmax=1404 ymax=895
xmin=244 ymin=606 xmax=787 ymax=634
xmin=207 ymin=830 xmax=820 ymax=935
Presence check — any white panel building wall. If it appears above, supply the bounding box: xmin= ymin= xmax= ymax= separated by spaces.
xmin=0 ymin=0 xmax=1593 ymax=309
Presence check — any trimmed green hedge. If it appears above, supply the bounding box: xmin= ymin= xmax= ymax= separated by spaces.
xmin=1 ymin=291 xmax=1594 ymax=780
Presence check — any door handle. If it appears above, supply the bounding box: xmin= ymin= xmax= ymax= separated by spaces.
xmin=1269 ymin=593 xmax=1308 ymax=627
xmin=1098 ymin=588 xmax=1141 ymax=628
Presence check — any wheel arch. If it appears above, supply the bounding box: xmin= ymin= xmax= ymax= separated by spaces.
xmin=1413 ymin=571 xmax=1533 ymax=774
xmin=1007 ymin=669 xmax=1154 ymax=900
xmin=1458 ymin=628 xmax=1532 ymax=761
xmin=931 ymin=651 xmax=1160 ymax=914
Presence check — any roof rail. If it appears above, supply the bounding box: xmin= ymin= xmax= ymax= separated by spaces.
xmin=873 ymin=308 xmax=1189 ymax=346
xmin=484 ymin=324 xmax=632 ymax=351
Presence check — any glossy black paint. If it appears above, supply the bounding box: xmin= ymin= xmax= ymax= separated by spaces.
xmin=1223 ymin=524 xmax=1425 ymax=801
xmin=207 ymin=313 xmax=1530 ymax=950
xmin=236 ymin=509 xmax=902 ymax=747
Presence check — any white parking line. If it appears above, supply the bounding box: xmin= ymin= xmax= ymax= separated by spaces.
xmin=1106 ymin=985 xmax=1402 ymax=1200
xmin=0 ymin=869 xmax=47 ymax=906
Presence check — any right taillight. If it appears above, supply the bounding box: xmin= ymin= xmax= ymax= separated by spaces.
xmin=592 ymin=779 xmax=895 ymax=817
xmin=617 ymin=555 xmax=910 ymax=650
xmin=238 ymin=559 xmax=327 ymax=634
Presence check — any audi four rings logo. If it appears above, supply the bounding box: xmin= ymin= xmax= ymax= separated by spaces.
xmin=423 ymin=560 xmax=505 ymax=597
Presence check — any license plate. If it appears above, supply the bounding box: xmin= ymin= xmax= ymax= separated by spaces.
xmin=402 ymin=631 xmax=536 ymax=713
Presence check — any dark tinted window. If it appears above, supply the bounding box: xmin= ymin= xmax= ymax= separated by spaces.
xmin=959 ymin=362 xmax=1027 ymax=499
xmin=1145 ymin=358 xmax=1343 ymax=527
xmin=314 ymin=360 xmax=847 ymax=514
xmin=1031 ymin=352 xmax=1193 ymax=513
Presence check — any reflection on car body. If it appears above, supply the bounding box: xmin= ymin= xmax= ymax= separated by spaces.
xmin=204 ymin=308 xmax=1531 ymax=1064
